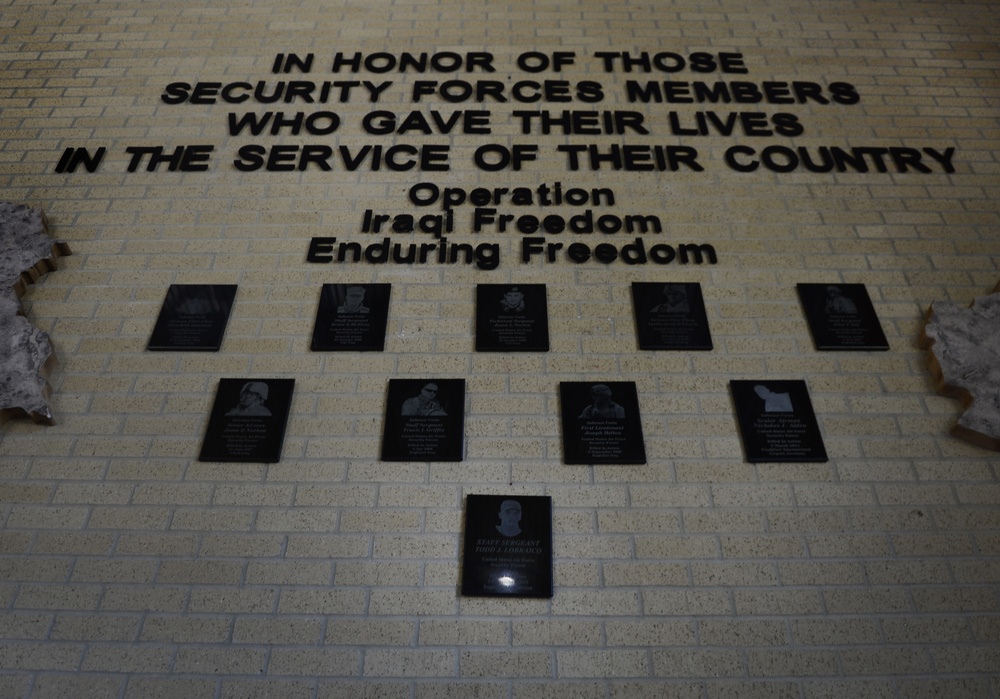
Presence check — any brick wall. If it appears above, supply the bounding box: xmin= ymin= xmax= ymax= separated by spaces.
xmin=2 ymin=0 xmax=999 ymax=696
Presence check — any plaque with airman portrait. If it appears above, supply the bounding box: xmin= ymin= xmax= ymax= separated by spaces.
xmin=730 ymin=380 xmax=828 ymax=463
xmin=461 ymin=494 xmax=553 ymax=598
xmin=311 ymin=283 xmax=391 ymax=351
xmin=381 ymin=378 xmax=466 ymax=462
xmin=199 ymin=378 xmax=295 ymax=463
xmin=148 ymin=284 xmax=238 ymax=351
xmin=475 ymin=283 xmax=549 ymax=352
xmin=797 ymin=283 xmax=889 ymax=351
xmin=559 ymin=381 xmax=647 ymax=465
xmin=631 ymin=282 xmax=712 ymax=350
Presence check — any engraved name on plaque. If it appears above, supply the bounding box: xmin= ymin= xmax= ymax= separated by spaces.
xmin=461 ymin=494 xmax=553 ymax=599
xmin=381 ymin=378 xmax=466 ymax=462
xmin=199 ymin=378 xmax=295 ymax=463
xmin=730 ymin=380 xmax=828 ymax=463
xmin=797 ymin=283 xmax=889 ymax=351
xmin=311 ymin=283 xmax=391 ymax=351
xmin=148 ymin=284 xmax=237 ymax=352
xmin=475 ymin=284 xmax=549 ymax=352
xmin=559 ymin=381 xmax=647 ymax=465
xmin=631 ymin=282 xmax=712 ymax=351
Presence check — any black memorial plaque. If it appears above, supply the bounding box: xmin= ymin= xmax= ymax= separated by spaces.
xmin=797 ymin=283 xmax=889 ymax=351
xmin=631 ymin=282 xmax=712 ymax=350
xmin=461 ymin=494 xmax=553 ymax=598
xmin=381 ymin=379 xmax=465 ymax=462
xmin=475 ymin=284 xmax=549 ymax=352
xmin=148 ymin=284 xmax=237 ymax=351
xmin=311 ymin=283 xmax=391 ymax=351
xmin=199 ymin=378 xmax=294 ymax=463
xmin=730 ymin=380 xmax=828 ymax=463
xmin=559 ymin=381 xmax=647 ymax=465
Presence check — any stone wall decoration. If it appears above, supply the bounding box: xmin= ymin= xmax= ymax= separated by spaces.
xmin=199 ymin=378 xmax=295 ymax=463
xmin=797 ymin=283 xmax=889 ymax=351
xmin=311 ymin=283 xmax=391 ymax=351
xmin=381 ymin=378 xmax=466 ymax=461
xmin=559 ymin=381 xmax=647 ymax=464
xmin=919 ymin=281 xmax=1000 ymax=451
xmin=730 ymin=380 xmax=828 ymax=463
xmin=0 ymin=202 xmax=71 ymax=425
xmin=631 ymin=282 xmax=712 ymax=350
xmin=461 ymin=494 xmax=553 ymax=599
xmin=147 ymin=284 xmax=238 ymax=351
xmin=475 ymin=283 xmax=549 ymax=352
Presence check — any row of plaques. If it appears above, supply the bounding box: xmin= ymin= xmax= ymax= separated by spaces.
xmin=182 ymin=282 xmax=879 ymax=601
xmin=199 ymin=377 xmax=828 ymax=466
xmin=150 ymin=282 xmax=891 ymax=354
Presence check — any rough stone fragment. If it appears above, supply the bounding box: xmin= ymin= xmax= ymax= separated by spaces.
xmin=0 ymin=202 xmax=71 ymax=425
xmin=919 ymin=281 xmax=1000 ymax=451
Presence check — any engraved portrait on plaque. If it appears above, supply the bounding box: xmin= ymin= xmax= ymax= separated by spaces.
xmin=381 ymin=378 xmax=466 ymax=461
xmin=631 ymin=282 xmax=712 ymax=350
xmin=475 ymin=284 xmax=549 ymax=352
xmin=730 ymin=380 xmax=828 ymax=463
xmin=199 ymin=378 xmax=295 ymax=463
xmin=559 ymin=381 xmax=647 ymax=464
xmin=311 ymin=283 xmax=391 ymax=351
xmin=461 ymin=494 xmax=553 ymax=598
xmin=797 ymin=283 xmax=889 ymax=351
xmin=147 ymin=284 xmax=237 ymax=352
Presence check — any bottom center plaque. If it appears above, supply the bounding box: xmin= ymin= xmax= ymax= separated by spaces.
xmin=461 ymin=494 xmax=553 ymax=598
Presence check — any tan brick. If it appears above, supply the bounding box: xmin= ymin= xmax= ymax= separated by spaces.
xmin=70 ymin=559 xmax=157 ymax=584
xmin=558 ymin=650 xmax=648 ymax=678
xmin=0 ymin=612 xmax=52 ymax=641
xmin=643 ymin=590 xmax=731 ymax=616
xmin=220 ymin=679 xmax=315 ymax=699
xmin=328 ymin=620 xmax=415 ymax=646
xmin=156 ymin=560 xmax=243 ymax=585
xmin=461 ymin=650 xmax=552 ymax=678
xmin=604 ymin=562 xmax=689 ymax=587
xmin=700 ymin=619 xmax=787 ymax=647
xmin=14 ymin=584 xmax=101 ymax=611
xmin=123 ymin=678 xmax=224 ymax=699
xmin=188 ymin=587 xmax=276 ymax=614
xmin=277 ymin=589 xmax=366 ymax=615
xmin=32 ymin=676 xmax=124 ymax=699
xmin=284 ymin=535 xmax=370 ymax=558
xmin=748 ymin=649 xmax=839 ymax=677
xmin=363 ymin=649 xmax=455 ymax=677
xmin=606 ymin=620 xmax=696 ymax=647
xmin=232 ymin=617 xmax=323 ymax=645
xmin=82 ymin=644 xmax=172 ymax=672
xmin=840 ymin=647 xmax=932 ymax=675
xmin=651 ymin=649 xmax=744 ymax=678
xmin=691 ymin=562 xmax=779 ymax=587
xmin=792 ymin=618 xmax=881 ymax=645
xmin=333 ymin=561 xmax=421 ymax=587
xmin=318 ymin=681 xmax=408 ymax=699
xmin=3 ymin=1 xmax=1000 ymax=695
xmin=199 ymin=534 xmax=284 ymax=557
xmin=140 ymin=615 xmax=231 ymax=643
xmin=513 ymin=620 xmax=600 ymax=647
xmin=173 ymin=647 xmax=267 ymax=675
